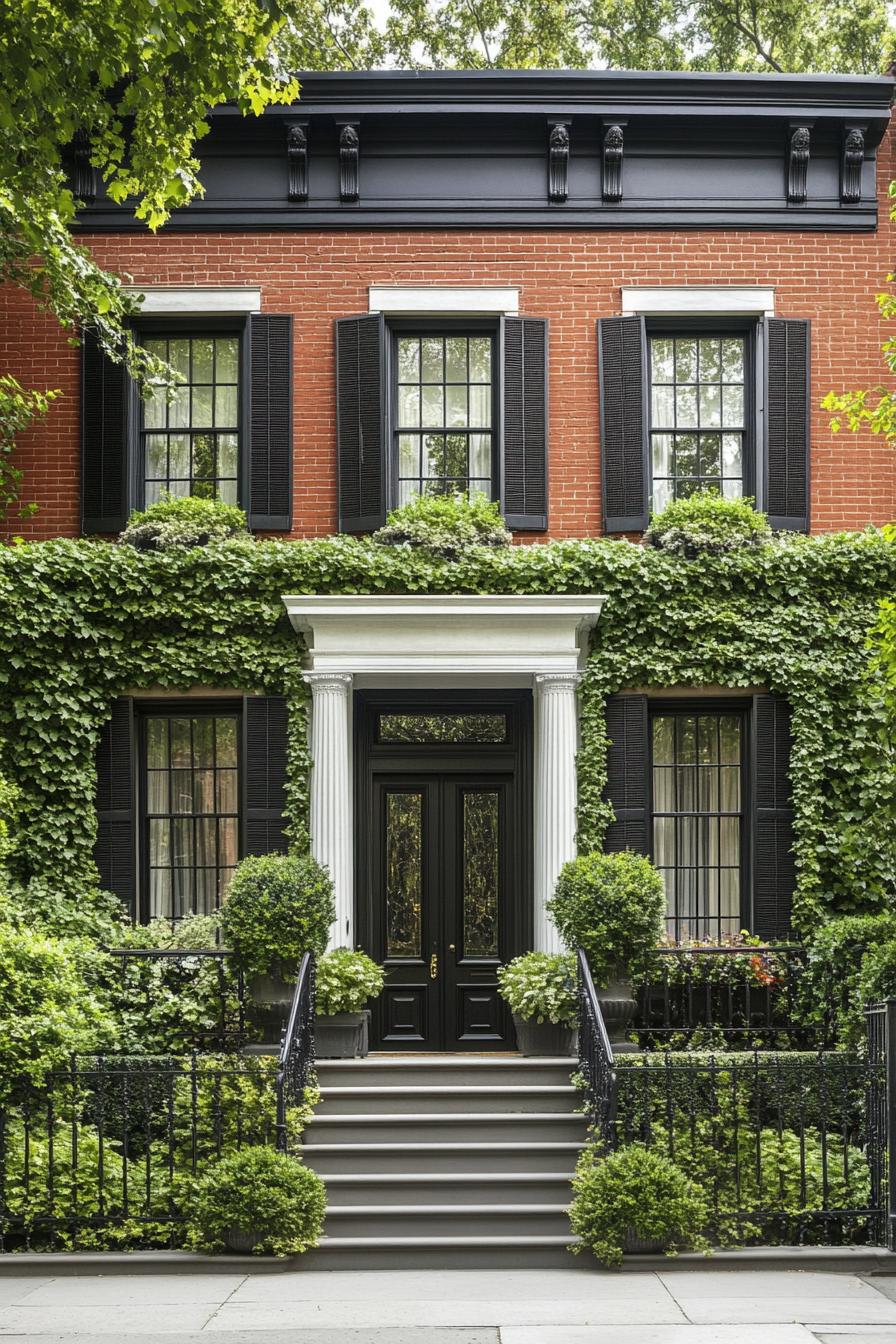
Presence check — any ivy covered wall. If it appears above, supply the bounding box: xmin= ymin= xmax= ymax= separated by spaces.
xmin=0 ymin=529 xmax=893 ymax=937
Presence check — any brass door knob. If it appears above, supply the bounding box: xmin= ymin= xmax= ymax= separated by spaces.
xmin=448 ymin=943 xmax=456 ymax=952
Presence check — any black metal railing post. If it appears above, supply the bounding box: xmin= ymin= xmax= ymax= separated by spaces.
xmin=576 ymin=949 xmax=618 ymax=1148
xmin=275 ymin=952 xmax=316 ymax=1154
xmin=885 ymin=999 xmax=896 ymax=1251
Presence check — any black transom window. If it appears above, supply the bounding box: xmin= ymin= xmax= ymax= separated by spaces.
xmin=141 ymin=334 xmax=241 ymax=505
xmin=649 ymin=334 xmax=746 ymax=512
xmin=394 ymin=333 xmax=494 ymax=502
xmin=650 ymin=709 xmax=745 ymax=941
xmin=143 ymin=712 xmax=240 ymax=922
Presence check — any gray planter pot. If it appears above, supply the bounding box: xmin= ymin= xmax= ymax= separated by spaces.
xmin=248 ymin=972 xmax=296 ymax=1047
xmin=623 ymin=1228 xmax=668 ymax=1255
xmin=315 ymin=1009 xmax=370 ymax=1059
xmin=596 ymin=975 xmax=638 ymax=1054
xmin=512 ymin=1013 xmax=577 ymax=1057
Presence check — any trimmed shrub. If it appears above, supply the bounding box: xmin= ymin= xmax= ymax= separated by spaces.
xmin=220 ymin=853 xmax=334 ymax=979
xmin=373 ymin=492 xmax=512 ymax=558
xmin=497 ymin=952 xmax=577 ymax=1025
xmin=548 ymin=852 xmax=666 ymax=986
xmin=644 ymin=490 xmax=772 ymax=556
xmin=119 ymin=495 xmax=249 ymax=551
xmin=187 ymin=1146 xmax=326 ymax=1255
xmin=316 ymin=948 xmax=384 ymax=1015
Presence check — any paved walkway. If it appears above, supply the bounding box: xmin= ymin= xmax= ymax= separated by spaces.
xmin=1 ymin=1268 xmax=896 ymax=1341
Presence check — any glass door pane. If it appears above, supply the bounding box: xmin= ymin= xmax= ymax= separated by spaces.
xmin=462 ymin=790 xmax=499 ymax=957
xmin=385 ymin=791 xmax=423 ymax=958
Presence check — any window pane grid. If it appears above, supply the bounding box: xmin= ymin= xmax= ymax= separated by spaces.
xmin=649 ymin=335 xmax=745 ymax=512
xmin=395 ymin=334 xmax=493 ymax=501
xmin=145 ymin=713 xmax=239 ymax=923
xmin=141 ymin=335 xmax=240 ymax=505
xmin=651 ymin=711 xmax=743 ymax=942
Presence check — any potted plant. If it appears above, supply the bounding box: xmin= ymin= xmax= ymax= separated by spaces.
xmin=497 ymin=952 xmax=577 ymax=1056
xmin=315 ymin=948 xmax=384 ymax=1058
xmin=186 ymin=1145 xmax=326 ymax=1256
xmin=569 ymin=1141 xmax=708 ymax=1267
xmin=547 ymin=851 xmax=665 ymax=1051
xmin=220 ymin=853 xmax=334 ymax=1043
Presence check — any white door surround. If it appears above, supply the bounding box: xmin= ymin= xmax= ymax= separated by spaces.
xmin=282 ymin=593 xmax=606 ymax=953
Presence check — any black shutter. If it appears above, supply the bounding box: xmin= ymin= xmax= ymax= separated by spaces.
xmin=81 ymin=330 xmax=129 ymax=534
xmin=243 ymin=695 xmax=289 ymax=856
xmin=752 ymin=693 xmax=795 ymax=939
xmin=336 ymin=314 xmax=387 ymax=533
xmin=94 ymin=697 xmax=136 ymax=912
xmin=501 ymin=316 xmax=548 ymax=530
xmin=249 ymin=315 xmax=293 ymax=531
xmin=764 ymin=318 xmax=810 ymax=532
xmin=603 ymin=694 xmax=650 ymax=855
xmin=598 ymin=317 xmax=648 ymax=533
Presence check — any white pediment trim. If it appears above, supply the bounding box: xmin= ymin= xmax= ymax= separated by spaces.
xmin=621 ymin=285 xmax=775 ymax=317
xmin=282 ymin=593 xmax=606 ymax=678
xmin=122 ymin=286 xmax=262 ymax=315
xmin=368 ymin=286 xmax=520 ymax=317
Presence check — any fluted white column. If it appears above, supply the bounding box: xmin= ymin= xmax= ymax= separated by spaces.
xmin=533 ymin=673 xmax=580 ymax=953
xmin=305 ymin=673 xmax=353 ymax=949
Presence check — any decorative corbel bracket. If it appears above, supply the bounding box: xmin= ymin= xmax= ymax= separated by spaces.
xmin=336 ymin=120 xmax=360 ymax=203
xmin=841 ymin=124 xmax=866 ymax=204
xmin=547 ymin=119 xmax=571 ymax=204
xmin=286 ymin=120 xmax=308 ymax=203
xmin=786 ymin=122 xmax=811 ymax=205
xmin=72 ymin=129 xmax=98 ymax=204
xmin=602 ymin=120 xmax=626 ymax=204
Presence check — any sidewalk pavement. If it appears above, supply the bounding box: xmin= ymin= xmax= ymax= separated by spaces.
xmin=1 ymin=1268 xmax=896 ymax=1341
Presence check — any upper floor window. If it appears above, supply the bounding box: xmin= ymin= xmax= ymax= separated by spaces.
xmin=141 ymin=333 xmax=241 ymax=506
xmin=649 ymin=333 xmax=746 ymax=513
xmin=394 ymin=332 xmax=495 ymax=503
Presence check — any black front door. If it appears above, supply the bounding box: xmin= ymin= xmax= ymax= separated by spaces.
xmin=356 ymin=693 xmax=532 ymax=1052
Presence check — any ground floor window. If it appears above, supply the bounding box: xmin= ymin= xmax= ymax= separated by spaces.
xmin=650 ymin=707 xmax=745 ymax=941
xmin=142 ymin=709 xmax=240 ymax=922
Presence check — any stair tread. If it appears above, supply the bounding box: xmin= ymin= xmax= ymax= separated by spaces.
xmin=309 ymin=1111 xmax=584 ymax=1122
xmin=302 ymin=1141 xmax=584 ymax=1151
xmin=319 ymin=1085 xmax=575 ymax=1096
xmin=321 ymin=1171 xmax=573 ymax=1182
xmin=317 ymin=1057 xmax=575 ymax=1067
xmin=314 ymin=1235 xmax=577 ymax=1248
xmin=326 ymin=1204 xmax=569 ymax=1215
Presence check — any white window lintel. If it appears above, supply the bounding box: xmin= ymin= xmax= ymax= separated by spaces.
xmin=621 ymin=286 xmax=776 ymax=318
xmin=122 ymin=286 xmax=262 ymax=316
xmin=368 ymin=286 xmax=519 ymax=317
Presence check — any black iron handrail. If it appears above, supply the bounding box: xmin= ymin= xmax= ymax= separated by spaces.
xmin=576 ymin=949 xmax=618 ymax=1148
xmin=275 ymin=951 xmax=316 ymax=1153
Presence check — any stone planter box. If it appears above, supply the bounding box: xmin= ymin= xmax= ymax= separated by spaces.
xmin=315 ymin=1009 xmax=370 ymax=1059
xmin=512 ymin=1013 xmax=577 ymax=1057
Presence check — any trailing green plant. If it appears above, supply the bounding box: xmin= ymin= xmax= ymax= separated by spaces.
xmin=0 ymin=530 xmax=893 ymax=936
xmin=497 ymin=951 xmax=577 ymax=1025
xmin=799 ymin=913 xmax=896 ymax=1047
xmin=220 ymin=853 xmax=334 ymax=979
xmin=569 ymin=1141 xmax=709 ymax=1267
xmin=644 ymin=491 xmax=772 ymax=556
xmin=0 ymin=925 xmax=117 ymax=1094
xmin=119 ymin=495 xmax=250 ymax=551
xmin=548 ymin=852 xmax=666 ymax=986
xmin=315 ymin=948 xmax=384 ymax=1016
xmin=372 ymin=491 xmax=512 ymax=558
xmin=186 ymin=1145 xmax=326 ymax=1255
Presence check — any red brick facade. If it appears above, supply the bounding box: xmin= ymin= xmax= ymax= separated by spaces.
xmin=3 ymin=133 xmax=894 ymax=542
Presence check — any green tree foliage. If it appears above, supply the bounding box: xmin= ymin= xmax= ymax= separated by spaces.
xmin=0 ymin=0 xmax=302 ymax=511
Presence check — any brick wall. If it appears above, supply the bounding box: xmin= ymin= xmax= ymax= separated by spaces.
xmin=3 ymin=134 xmax=894 ymax=541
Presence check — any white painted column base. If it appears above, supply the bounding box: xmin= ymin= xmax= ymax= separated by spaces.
xmin=305 ymin=672 xmax=353 ymax=949
xmin=533 ymin=673 xmax=580 ymax=954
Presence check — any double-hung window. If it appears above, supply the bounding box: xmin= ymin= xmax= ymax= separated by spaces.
xmin=394 ymin=332 xmax=495 ymax=502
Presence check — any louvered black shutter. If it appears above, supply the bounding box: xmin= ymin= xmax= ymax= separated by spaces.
xmin=501 ymin=316 xmax=548 ymax=530
xmin=94 ymin=697 xmax=136 ymax=912
xmin=336 ymin=314 xmax=386 ymax=533
xmin=752 ymin=693 xmax=795 ymax=939
xmin=598 ymin=317 xmax=648 ymax=533
xmin=764 ymin=318 xmax=810 ymax=532
xmin=603 ymin=694 xmax=650 ymax=855
xmin=243 ymin=695 xmax=289 ymax=855
xmin=249 ymin=315 xmax=293 ymax=530
xmin=81 ymin=330 xmax=129 ymax=534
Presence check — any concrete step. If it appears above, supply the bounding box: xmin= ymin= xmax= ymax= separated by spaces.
xmin=304 ymin=1111 xmax=588 ymax=1146
xmin=316 ymin=1084 xmax=578 ymax=1115
xmin=323 ymin=1202 xmax=570 ymax=1239
xmin=315 ymin=1057 xmax=575 ymax=1088
xmin=303 ymin=1234 xmax=581 ymax=1270
xmin=301 ymin=1141 xmax=585 ymax=1175
xmin=321 ymin=1171 xmax=574 ymax=1206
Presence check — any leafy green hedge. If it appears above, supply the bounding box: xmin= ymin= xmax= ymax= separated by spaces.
xmin=0 ymin=528 xmax=894 ymax=936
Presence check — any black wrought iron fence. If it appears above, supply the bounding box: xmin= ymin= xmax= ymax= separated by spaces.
xmin=615 ymin=1047 xmax=880 ymax=1246
xmin=276 ymin=951 xmax=316 ymax=1153
xmin=865 ymin=1000 xmax=896 ymax=1249
xmin=576 ymin=949 xmax=618 ymax=1147
xmin=106 ymin=948 xmax=248 ymax=1052
xmin=633 ymin=945 xmax=822 ymax=1048
xmin=0 ymin=1053 xmax=289 ymax=1251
